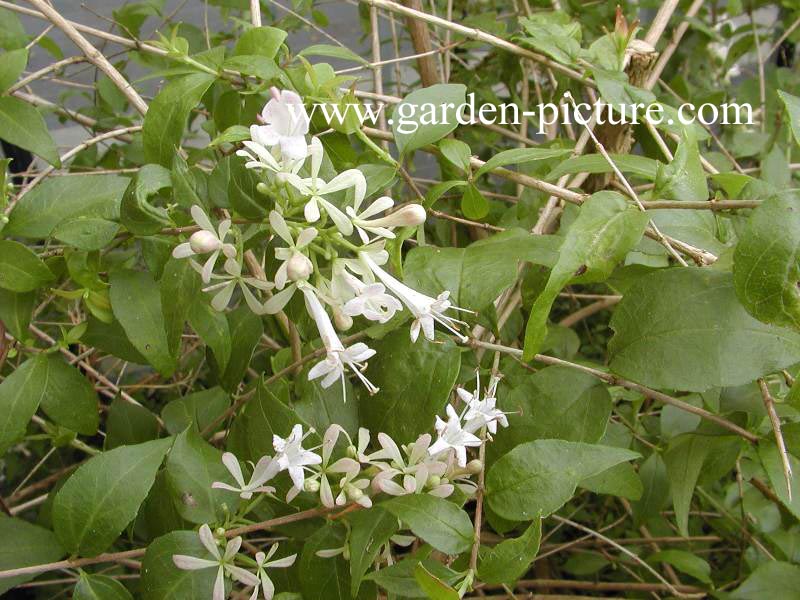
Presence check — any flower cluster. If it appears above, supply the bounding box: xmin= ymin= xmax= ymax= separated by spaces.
xmin=172 ymin=87 xmax=469 ymax=399
xmin=173 ymin=375 xmax=509 ymax=599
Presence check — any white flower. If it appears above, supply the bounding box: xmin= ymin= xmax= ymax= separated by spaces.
xmin=370 ymin=433 xmax=450 ymax=497
xmin=252 ymin=87 xmax=310 ymax=160
xmin=283 ymin=137 xmax=365 ymax=235
xmin=172 ymin=205 xmax=237 ymax=283
xmin=301 ymin=284 xmax=379 ymax=397
xmin=359 ymin=252 xmax=469 ymax=343
xmin=237 ymin=126 xmax=306 ymax=180
xmin=273 ymin=424 xmax=322 ymax=499
xmin=339 ymin=268 xmax=402 ymax=324
xmin=173 ymin=524 xmax=258 ymax=600
xmin=304 ymin=425 xmax=361 ymax=508
xmin=211 ymin=452 xmax=278 ymax=500
xmin=346 ymin=197 xmax=427 ymax=244
xmin=429 ymin=405 xmax=482 ymax=467
xmin=200 ymin=257 xmax=275 ymax=314
xmin=248 ymin=544 xmax=297 ymax=600
xmin=459 ymin=374 xmax=508 ymax=435
xmin=335 ymin=469 xmax=372 ymax=508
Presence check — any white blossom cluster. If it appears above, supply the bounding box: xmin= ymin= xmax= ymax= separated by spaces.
xmin=172 ymin=88 xmax=470 ymax=399
xmin=172 ymin=375 xmax=508 ymax=600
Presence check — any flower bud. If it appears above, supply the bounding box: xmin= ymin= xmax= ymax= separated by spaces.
xmin=286 ymin=253 xmax=313 ymax=281
xmin=377 ymin=204 xmax=427 ymax=228
xmin=334 ymin=308 xmax=353 ymax=331
xmin=466 ymin=459 xmax=483 ymax=474
xmin=189 ymin=230 xmax=221 ymax=254
xmin=304 ymin=479 xmax=320 ymax=493
xmin=214 ymin=527 xmax=226 ymax=538
xmin=256 ymin=182 xmax=270 ymax=195
xmin=427 ymin=475 xmax=441 ymax=488
xmin=346 ymin=485 xmax=364 ymax=501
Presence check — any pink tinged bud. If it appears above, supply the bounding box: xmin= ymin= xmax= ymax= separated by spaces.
xmin=189 ymin=230 xmax=221 ymax=254
xmin=393 ymin=204 xmax=427 ymax=226
xmin=270 ymin=86 xmax=281 ymax=101
xmin=286 ymin=253 xmax=313 ymax=281
xmin=466 ymin=459 xmax=483 ymax=474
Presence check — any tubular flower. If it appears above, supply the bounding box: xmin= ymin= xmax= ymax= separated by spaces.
xmin=428 ymin=404 xmax=482 ymax=467
xmin=200 ymin=257 xmax=275 ymax=314
xmin=248 ymin=545 xmax=297 ymax=600
xmin=360 ymin=252 xmax=470 ymax=342
xmin=272 ymin=424 xmax=322 ymax=500
xmin=301 ymin=284 xmax=379 ymax=397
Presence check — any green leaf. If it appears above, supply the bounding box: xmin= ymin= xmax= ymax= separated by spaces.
xmin=234 ymin=26 xmax=287 ymax=59
xmin=547 ymin=153 xmax=658 ymax=181
xmin=491 ymin=366 xmax=612 ymax=459
xmin=83 ymin=316 xmax=147 ymax=365
xmin=53 ymin=438 xmax=172 ymax=556
xmin=0 ymin=288 xmax=34 ymax=339
xmin=74 ymin=573 xmax=134 ymax=600
xmin=140 ymin=530 xmax=218 ymax=600
xmin=593 ymin=68 xmax=656 ymax=106
xmin=392 ymin=84 xmax=467 ymax=154
xmin=663 ymin=433 xmax=716 ymax=536
xmin=105 ymin=396 xmax=160 ymax=450
xmin=461 ymin=183 xmax=489 ymax=220
xmin=608 ymin=268 xmax=800 ymax=392
xmin=53 ymin=217 xmax=120 ymax=251
xmin=734 ymin=193 xmax=800 ymax=329
xmin=165 ymin=426 xmax=238 ymax=524
xmin=110 ymin=269 xmax=177 ymax=376
xmin=223 ymin=55 xmax=281 ymax=82
xmin=162 ymin=386 xmax=231 ymax=436
xmin=439 ymin=139 xmax=471 ymax=171
xmin=0 ymin=516 xmax=65 ymax=594
xmin=300 ymin=524 xmax=352 ymax=600
xmin=119 ymin=164 xmax=173 ymax=235
xmin=0 ymin=48 xmax=27 ymax=93
xmin=579 ymin=462 xmax=643 ymax=501
xmin=218 ymin=305 xmax=263 ymax=391
xmin=520 ymin=15 xmax=582 ymax=65
xmin=730 ymin=561 xmax=800 ymax=599
xmin=348 ymin=508 xmax=398 ymax=597
xmin=631 ymin=452 xmax=670 ymax=525
xmin=31 ymin=353 xmax=99 ymax=435
xmin=477 ymin=519 xmax=541 ymax=585
xmin=523 ymin=191 xmax=649 ymax=360
xmin=653 ymin=134 xmax=708 ymax=201
xmin=474 ymin=147 xmax=571 ymax=178
xmin=0 ymin=355 xmax=47 ymax=453
xmin=778 ymin=90 xmax=800 ymax=148
xmin=0 ymin=239 xmax=54 ymax=292
xmin=404 ymin=228 xmax=557 ymax=313
xmin=188 ymin=299 xmax=231 ymax=372
xmin=298 ymin=44 xmax=368 ymax=64
xmin=381 ymin=495 xmax=473 ymax=555
xmin=160 ymin=256 xmax=200 ymax=357
xmin=647 ymin=550 xmax=711 ymax=584
xmin=486 ymin=440 xmax=639 ymax=520
xmin=413 ymin=563 xmax=460 ymax=600
xmin=361 ymin=330 xmax=460 ymax=443
xmin=758 ymin=439 xmax=800 ymax=520
xmin=366 ymin=556 xmax=459 ymax=598
xmin=5 ymin=174 xmax=128 ymax=239
xmin=0 ymin=96 xmax=59 ymax=166
xmin=143 ymin=73 xmax=215 ymax=167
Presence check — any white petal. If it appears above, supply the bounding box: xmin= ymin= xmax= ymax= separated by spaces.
xmin=212 ymin=567 xmax=226 ymax=600
xmin=198 ymin=524 xmax=221 ymax=559
xmin=295 ymin=227 xmax=318 ymax=249
xmin=172 ymin=555 xmax=219 ymax=570
xmin=280 ymin=135 xmax=309 ymax=160
xmin=265 ymin=554 xmax=297 ymax=568
xmin=211 ymin=282 xmax=235 ymax=311
xmin=263 ymin=284 xmax=296 ymax=314
xmin=222 ymin=452 xmax=246 ymax=487
xmin=172 ymin=242 xmax=194 ymax=258
xmin=191 ymin=205 xmax=215 ymax=232
xmin=268 ymin=210 xmax=293 ymax=245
